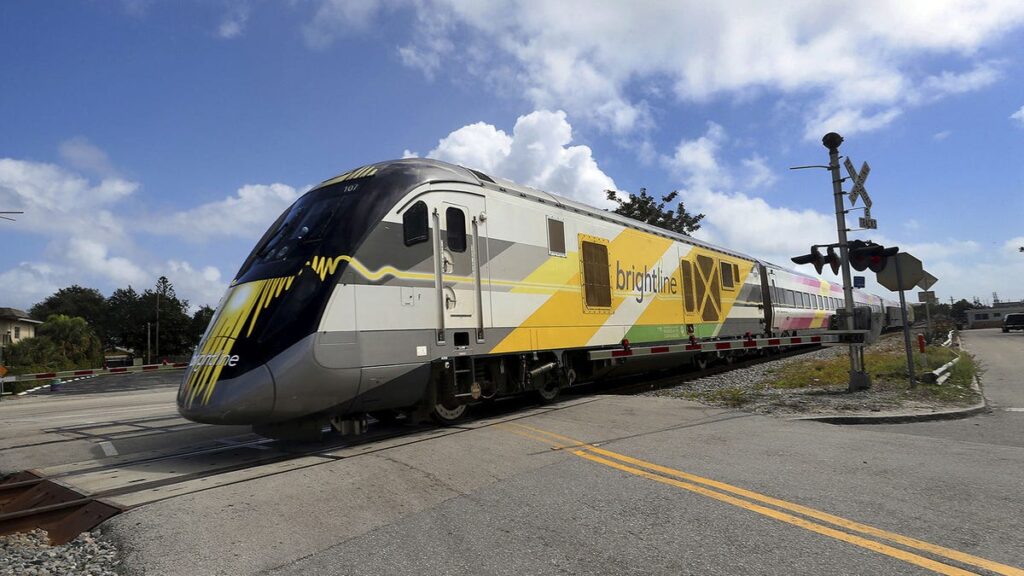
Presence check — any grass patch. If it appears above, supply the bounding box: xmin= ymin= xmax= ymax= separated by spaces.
xmin=764 ymin=342 xmax=977 ymax=402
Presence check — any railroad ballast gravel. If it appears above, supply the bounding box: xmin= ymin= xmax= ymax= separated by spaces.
xmin=0 ymin=529 xmax=120 ymax=576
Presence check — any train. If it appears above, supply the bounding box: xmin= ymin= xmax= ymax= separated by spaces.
xmin=177 ymin=158 xmax=905 ymax=438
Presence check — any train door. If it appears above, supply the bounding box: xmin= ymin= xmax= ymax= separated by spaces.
xmin=432 ymin=195 xmax=487 ymax=346
xmin=757 ymin=263 xmax=774 ymax=335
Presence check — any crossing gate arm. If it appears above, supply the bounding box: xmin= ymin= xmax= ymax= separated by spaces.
xmin=5 ymin=362 xmax=189 ymax=383
xmin=587 ymin=334 xmax=841 ymax=361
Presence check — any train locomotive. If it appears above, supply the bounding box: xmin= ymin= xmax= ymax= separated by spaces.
xmin=178 ymin=159 xmax=901 ymax=438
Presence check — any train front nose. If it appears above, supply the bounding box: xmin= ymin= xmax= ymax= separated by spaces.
xmin=177 ymin=362 xmax=276 ymax=425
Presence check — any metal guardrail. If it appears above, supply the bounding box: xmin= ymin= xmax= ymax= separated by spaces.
xmin=923 ymin=330 xmax=960 ymax=385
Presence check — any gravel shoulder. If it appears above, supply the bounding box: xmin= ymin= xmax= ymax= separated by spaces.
xmin=0 ymin=530 xmax=120 ymax=576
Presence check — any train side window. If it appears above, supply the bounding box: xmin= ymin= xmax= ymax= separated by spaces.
xmin=581 ymin=240 xmax=612 ymax=308
xmin=680 ymin=260 xmax=696 ymax=312
xmin=403 ymin=201 xmax=429 ymax=246
xmin=750 ymin=285 xmax=762 ymax=303
xmin=818 ymin=295 xmax=824 ymax=309
xmin=446 ymin=207 xmax=467 ymax=252
xmin=733 ymin=263 xmax=740 ymax=284
xmin=785 ymin=290 xmax=795 ymax=306
xmin=720 ymin=261 xmax=734 ymax=289
xmin=802 ymin=293 xmax=810 ymax=308
xmin=547 ymin=218 xmax=566 ymax=256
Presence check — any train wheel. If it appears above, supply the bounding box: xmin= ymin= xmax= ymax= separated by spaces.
xmin=431 ymin=400 xmax=466 ymax=424
xmin=534 ymin=381 xmax=561 ymax=403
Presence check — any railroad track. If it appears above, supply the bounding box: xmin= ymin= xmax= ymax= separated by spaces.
xmin=1 ymin=343 xmax=826 ymax=544
xmin=601 ymin=344 xmax=826 ymax=396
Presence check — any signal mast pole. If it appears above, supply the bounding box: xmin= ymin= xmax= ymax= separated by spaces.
xmin=823 ymin=133 xmax=870 ymax=391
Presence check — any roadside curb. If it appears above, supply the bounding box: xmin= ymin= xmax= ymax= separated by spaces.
xmin=792 ymin=370 xmax=988 ymax=425
xmin=790 ymin=399 xmax=989 ymax=425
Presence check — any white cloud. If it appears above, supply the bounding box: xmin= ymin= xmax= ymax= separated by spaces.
xmin=58 ymin=137 xmax=119 ymax=177
xmin=0 ymin=158 xmax=137 ymax=243
xmin=803 ymin=106 xmax=904 ymax=141
xmin=663 ymin=122 xmax=729 ymax=190
xmin=918 ymin=61 xmax=1003 ymax=100
xmin=741 ymin=155 xmax=777 ymax=190
xmin=427 ymin=110 xmax=616 ymax=207
xmin=303 ymin=0 xmax=388 ymax=49
xmin=933 ymin=130 xmax=952 ymax=141
xmin=1011 ymin=105 xmax=1024 ymax=126
xmin=0 ymin=263 xmax=65 ymax=311
xmin=151 ymin=183 xmax=302 ymax=241
xmin=218 ymin=4 xmax=250 ymax=39
xmin=320 ymin=0 xmax=1024 ymax=136
xmin=165 ymin=260 xmax=226 ymax=311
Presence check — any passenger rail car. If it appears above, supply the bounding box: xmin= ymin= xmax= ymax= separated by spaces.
xmin=177 ymin=159 xmax=897 ymax=436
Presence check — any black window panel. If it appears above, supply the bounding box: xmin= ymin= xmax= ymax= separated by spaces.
xmin=548 ymin=218 xmax=566 ymax=254
xmin=680 ymin=260 xmax=696 ymax=312
xmin=446 ymin=207 xmax=467 ymax=252
xmin=582 ymin=241 xmax=611 ymax=307
xmin=750 ymin=285 xmax=762 ymax=303
xmin=734 ymin=264 xmax=740 ymax=283
xmin=721 ymin=261 xmax=734 ymax=289
xmin=403 ymin=201 xmax=429 ymax=246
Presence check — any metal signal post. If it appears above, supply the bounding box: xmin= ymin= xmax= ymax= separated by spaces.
xmin=823 ymin=133 xmax=871 ymax=390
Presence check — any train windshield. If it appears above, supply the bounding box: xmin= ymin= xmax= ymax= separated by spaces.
xmin=237 ymin=187 xmax=359 ymax=279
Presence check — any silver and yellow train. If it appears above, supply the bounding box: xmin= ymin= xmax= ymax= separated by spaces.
xmin=177 ymin=159 xmax=901 ymax=436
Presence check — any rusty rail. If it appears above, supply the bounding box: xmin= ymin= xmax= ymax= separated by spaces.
xmin=0 ymin=472 xmax=122 ymax=545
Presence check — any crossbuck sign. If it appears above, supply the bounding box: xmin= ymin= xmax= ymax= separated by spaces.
xmin=844 ymin=157 xmax=876 ymax=229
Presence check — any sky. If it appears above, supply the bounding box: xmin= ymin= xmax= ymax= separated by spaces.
xmin=2 ymin=0 xmax=1023 ymax=312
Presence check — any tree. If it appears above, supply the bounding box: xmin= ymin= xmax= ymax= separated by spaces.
xmin=106 ymin=286 xmax=141 ymax=350
xmin=606 ymin=188 xmax=705 ymax=236
xmin=950 ymin=299 xmax=975 ymax=323
xmin=7 ymin=314 xmax=103 ymax=372
xmin=190 ymin=305 xmax=215 ymax=347
xmin=142 ymin=276 xmax=192 ymax=358
xmin=30 ymin=285 xmax=109 ymax=344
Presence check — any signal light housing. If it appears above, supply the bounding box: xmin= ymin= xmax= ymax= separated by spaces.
xmin=848 ymin=240 xmax=898 ymax=272
xmin=791 ymin=246 xmax=842 ymax=275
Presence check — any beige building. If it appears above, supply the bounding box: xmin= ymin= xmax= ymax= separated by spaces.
xmin=0 ymin=307 xmax=42 ymax=346
xmin=965 ymin=302 xmax=1024 ymax=329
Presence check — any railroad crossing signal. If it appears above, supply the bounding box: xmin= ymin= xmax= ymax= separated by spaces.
xmin=844 ymin=158 xmax=871 ymax=208
xmin=844 ymin=158 xmax=877 ymax=229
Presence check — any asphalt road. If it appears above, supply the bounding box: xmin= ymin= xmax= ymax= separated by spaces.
xmin=850 ymin=328 xmax=1024 ymax=448
xmin=0 ymin=371 xmax=248 ymax=474
xmin=105 ymin=395 xmax=1022 ymax=574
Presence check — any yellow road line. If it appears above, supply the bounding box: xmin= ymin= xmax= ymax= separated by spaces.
xmin=573 ymin=450 xmax=976 ymax=576
xmin=507 ymin=423 xmax=1022 ymax=576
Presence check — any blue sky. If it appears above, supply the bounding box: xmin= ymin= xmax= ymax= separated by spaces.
xmin=2 ymin=0 xmax=1023 ymax=311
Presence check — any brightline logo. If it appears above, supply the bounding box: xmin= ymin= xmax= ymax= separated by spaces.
xmin=615 ymin=261 xmax=678 ymax=303
xmin=190 ymin=352 xmax=240 ymax=368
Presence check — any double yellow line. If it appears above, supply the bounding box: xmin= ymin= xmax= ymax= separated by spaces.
xmin=501 ymin=423 xmax=1022 ymax=576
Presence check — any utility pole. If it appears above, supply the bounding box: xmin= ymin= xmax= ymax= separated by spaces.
xmin=823 ymin=133 xmax=871 ymax=390
xmin=155 ymin=289 xmax=160 ymax=359
xmin=147 ymin=322 xmax=151 ymax=365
